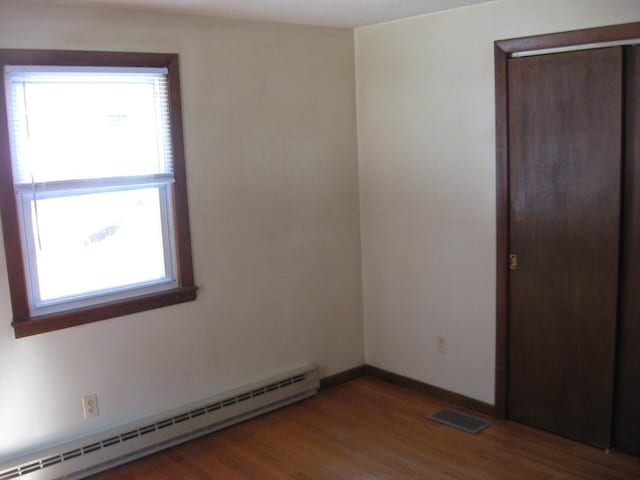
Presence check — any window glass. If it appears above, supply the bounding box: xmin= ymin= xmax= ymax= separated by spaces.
xmin=27 ymin=188 xmax=173 ymax=306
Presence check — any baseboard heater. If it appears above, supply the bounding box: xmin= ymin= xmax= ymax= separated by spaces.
xmin=0 ymin=364 xmax=319 ymax=480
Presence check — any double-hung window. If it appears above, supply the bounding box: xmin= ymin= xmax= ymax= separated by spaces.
xmin=0 ymin=50 xmax=196 ymax=337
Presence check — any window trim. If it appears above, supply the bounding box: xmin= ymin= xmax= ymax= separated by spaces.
xmin=0 ymin=49 xmax=197 ymax=338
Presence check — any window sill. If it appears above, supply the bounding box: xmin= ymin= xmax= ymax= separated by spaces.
xmin=12 ymin=286 xmax=198 ymax=338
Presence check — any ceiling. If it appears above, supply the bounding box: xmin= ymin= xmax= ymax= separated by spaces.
xmin=47 ymin=0 xmax=496 ymax=28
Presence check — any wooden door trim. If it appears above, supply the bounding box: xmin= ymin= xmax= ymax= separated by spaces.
xmin=494 ymin=22 xmax=640 ymax=420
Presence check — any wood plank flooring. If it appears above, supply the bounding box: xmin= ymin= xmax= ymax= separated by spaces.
xmin=88 ymin=376 xmax=640 ymax=479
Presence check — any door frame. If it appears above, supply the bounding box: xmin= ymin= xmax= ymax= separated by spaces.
xmin=494 ymin=21 xmax=640 ymax=420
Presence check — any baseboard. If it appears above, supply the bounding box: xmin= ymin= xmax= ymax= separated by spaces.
xmin=364 ymin=365 xmax=495 ymax=417
xmin=319 ymin=365 xmax=367 ymax=391
xmin=321 ymin=364 xmax=494 ymax=417
xmin=0 ymin=365 xmax=319 ymax=480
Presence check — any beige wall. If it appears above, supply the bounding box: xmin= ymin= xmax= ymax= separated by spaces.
xmin=356 ymin=0 xmax=640 ymax=404
xmin=0 ymin=1 xmax=362 ymax=460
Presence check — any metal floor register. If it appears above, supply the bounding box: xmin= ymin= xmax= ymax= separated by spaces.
xmin=428 ymin=408 xmax=492 ymax=434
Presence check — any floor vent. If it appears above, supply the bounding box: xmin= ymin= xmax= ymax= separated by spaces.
xmin=428 ymin=408 xmax=492 ymax=434
xmin=0 ymin=365 xmax=318 ymax=480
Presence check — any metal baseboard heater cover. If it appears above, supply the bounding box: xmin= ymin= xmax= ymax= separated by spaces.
xmin=0 ymin=364 xmax=319 ymax=480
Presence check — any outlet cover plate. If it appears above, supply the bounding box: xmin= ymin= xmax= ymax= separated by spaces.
xmin=82 ymin=394 xmax=99 ymax=419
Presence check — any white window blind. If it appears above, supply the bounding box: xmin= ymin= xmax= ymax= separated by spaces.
xmin=5 ymin=66 xmax=174 ymax=194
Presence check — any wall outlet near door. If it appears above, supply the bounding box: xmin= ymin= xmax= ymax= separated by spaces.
xmin=437 ymin=336 xmax=447 ymax=354
xmin=82 ymin=394 xmax=99 ymax=419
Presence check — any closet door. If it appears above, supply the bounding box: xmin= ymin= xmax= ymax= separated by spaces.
xmin=615 ymin=45 xmax=640 ymax=456
xmin=507 ymin=48 xmax=623 ymax=448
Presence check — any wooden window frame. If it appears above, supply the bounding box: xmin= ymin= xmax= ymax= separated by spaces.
xmin=494 ymin=22 xmax=640 ymax=419
xmin=0 ymin=49 xmax=197 ymax=338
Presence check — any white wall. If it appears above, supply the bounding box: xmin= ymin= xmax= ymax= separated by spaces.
xmin=0 ymin=1 xmax=363 ymax=460
xmin=356 ymin=0 xmax=640 ymax=404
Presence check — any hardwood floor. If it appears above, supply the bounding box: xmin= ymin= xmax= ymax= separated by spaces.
xmin=88 ymin=376 xmax=640 ymax=479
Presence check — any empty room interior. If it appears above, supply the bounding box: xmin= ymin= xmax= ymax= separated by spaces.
xmin=1 ymin=0 xmax=640 ymax=478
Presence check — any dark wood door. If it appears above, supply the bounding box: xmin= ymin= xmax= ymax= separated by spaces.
xmin=507 ymin=48 xmax=623 ymax=448
xmin=614 ymin=45 xmax=640 ymax=456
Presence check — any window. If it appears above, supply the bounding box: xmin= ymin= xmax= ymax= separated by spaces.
xmin=0 ymin=50 xmax=196 ymax=337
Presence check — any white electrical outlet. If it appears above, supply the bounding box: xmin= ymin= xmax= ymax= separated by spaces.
xmin=82 ymin=394 xmax=99 ymax=419
xmin=437 ymin=336 xmax=447 ymax=354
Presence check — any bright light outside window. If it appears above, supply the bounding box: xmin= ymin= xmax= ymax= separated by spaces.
xmin=29 ymin=188 xmax=170 ymax=302
xmin=4 ymin=66 xmax=178 ymax=315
